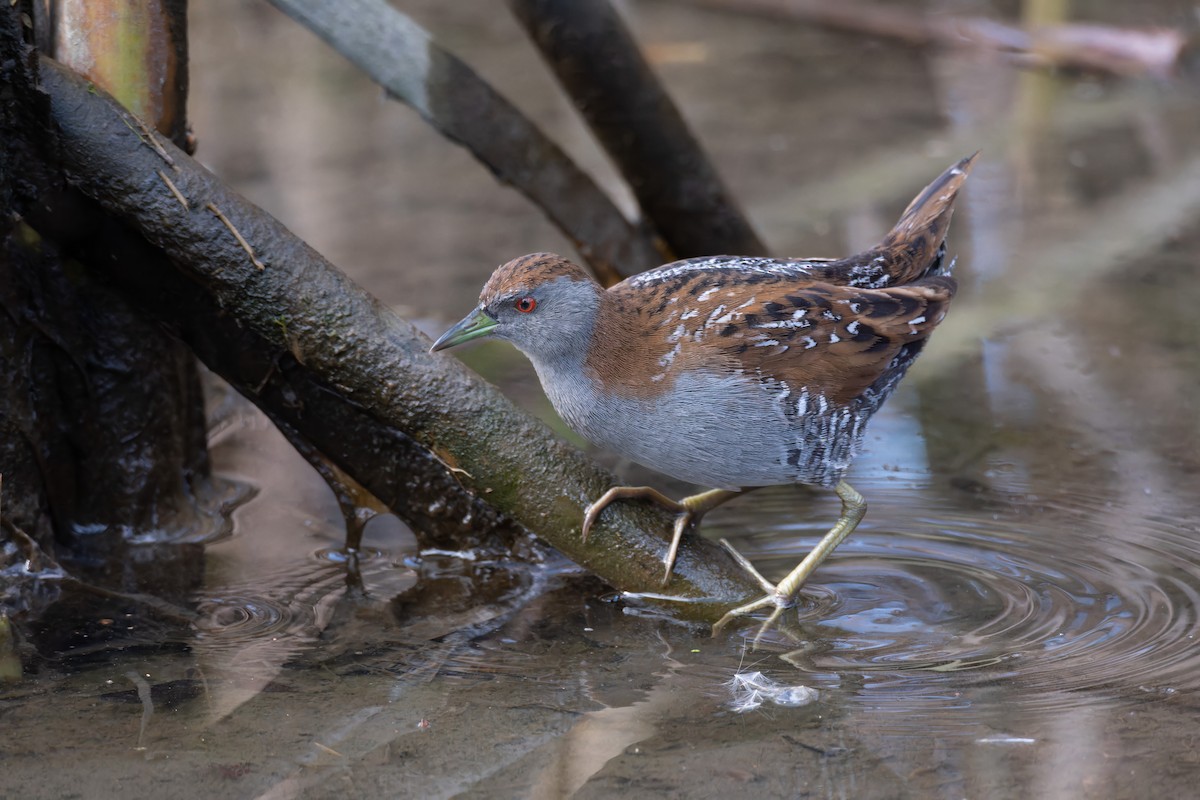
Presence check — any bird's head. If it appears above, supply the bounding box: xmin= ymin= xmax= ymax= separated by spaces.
xmin=430 ymin=253 xmax=603 ymax=360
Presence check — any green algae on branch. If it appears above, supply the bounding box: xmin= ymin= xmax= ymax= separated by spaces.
xmin=21 ymin=56 xmax=763 ymax=622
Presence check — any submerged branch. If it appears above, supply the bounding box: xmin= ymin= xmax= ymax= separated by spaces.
xmin=25 ymin=56 xmax=762 ymax=621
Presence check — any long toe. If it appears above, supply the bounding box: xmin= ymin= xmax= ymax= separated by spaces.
xmin=711 ymin=595 xmax=778 ymax=636
xmin=581 ymin=485 xmax=685 ymax=545
xmin=752 ymin=604 xmax=791 ymax=646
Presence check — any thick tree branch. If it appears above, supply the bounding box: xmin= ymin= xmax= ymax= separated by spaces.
xmin=23 ymin=55 xmax=762 ymax=621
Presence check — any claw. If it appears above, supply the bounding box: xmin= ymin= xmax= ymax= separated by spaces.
xmin=661 ymin=513 xmax=694 ymax=587
xmin=580 ymin=497 xmax=608 ymax=544
xmin=581 ymin=485 xmax=677 ymax=545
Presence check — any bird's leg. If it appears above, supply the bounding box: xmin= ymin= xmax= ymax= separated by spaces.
xmin=582 ymin=486 xmax=743 ymax=585
xmin=712 ymin=481 xmax=867 ymax=640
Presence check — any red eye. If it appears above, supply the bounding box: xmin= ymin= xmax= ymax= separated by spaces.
xmin=515 ymin=296 xmax=537 ymax=313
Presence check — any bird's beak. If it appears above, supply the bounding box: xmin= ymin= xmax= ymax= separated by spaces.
xmin=430 ymin=306 xmax=498 ymax=352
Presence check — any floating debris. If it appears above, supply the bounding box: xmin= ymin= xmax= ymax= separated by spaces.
xmin=727 ymin=671 xmax=819 ymax=712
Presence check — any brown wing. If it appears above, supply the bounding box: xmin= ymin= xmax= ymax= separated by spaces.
xmin=687 ymin=276 xmax=957 ymax=404
xmin=594 ymin=151 xmax=972 ymax=402
xmin=590 ymin=273 xmax=954 ymax=403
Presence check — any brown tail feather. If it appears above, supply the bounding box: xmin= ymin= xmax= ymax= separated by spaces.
xmin=876 ymin=152 xmax=977 ymax=282
xmin=809 ymin=154 xmax=976 ymax=289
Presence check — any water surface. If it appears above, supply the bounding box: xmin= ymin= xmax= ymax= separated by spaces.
xmin=4 ymin=1 xmax=1200 ymax=797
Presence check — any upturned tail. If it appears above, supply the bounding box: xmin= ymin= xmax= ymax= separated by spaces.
xmin=877 ymin=152 xmax=977 ymax=282
xmin=812 ymin=153 xmax=976 ymax=289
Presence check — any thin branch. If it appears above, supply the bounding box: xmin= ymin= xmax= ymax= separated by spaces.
xmin=509 ymin=0 xmax=769 ymax=258
xmin=672 ymin=0 xmax=1192 ymax=79
xmin=266 ymin=0 xmax=671 ymax=286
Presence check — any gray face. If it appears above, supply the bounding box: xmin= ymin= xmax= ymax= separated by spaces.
xmin=482 ymin=276 xmax=601 ymax=362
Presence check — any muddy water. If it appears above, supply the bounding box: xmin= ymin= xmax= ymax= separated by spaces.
xmin=5 ymin=0 xmax=1200 ymax=797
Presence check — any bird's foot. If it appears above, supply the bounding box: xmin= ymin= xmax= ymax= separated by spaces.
xmin=582 ymin=486 xmax=741 ymax=587
xmin=711 ymin=538 xmax=799 ymax=643
xmin=711 ymin=481 xmax=867 ymax=643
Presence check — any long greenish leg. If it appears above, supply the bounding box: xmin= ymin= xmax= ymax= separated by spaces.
xmin=581 ymin=485 xmax=744 ymax=586
xmin=769 ymin=481 xmax=866 ymax=604
xmin=712 ymin=480 xmax=867 ymax=638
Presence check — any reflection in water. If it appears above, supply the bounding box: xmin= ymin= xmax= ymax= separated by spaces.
xmin=189 ymin=428 xmax=418 ymax=724
xmin=4 ymin=0 xmax=1200 ymax=798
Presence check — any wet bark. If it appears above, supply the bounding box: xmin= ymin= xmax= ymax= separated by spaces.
xmin=0 ymin=9 xmax=53 ymax=557
xmin=508 ymin=0 xmax=769 ymax=259
xmin=266 ymin=0 xmax=671 ymax=287
xmin=9 ymin=51 xmax=763 ymax=620
xmin=0 ymin=221 xmax=239 ymax=552
xmin=0 ymin=4 xmax=244 ymax=647
xmin=1 ymin=0 xmax=230 ymax=551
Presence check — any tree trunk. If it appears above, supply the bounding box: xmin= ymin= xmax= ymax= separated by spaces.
xmin=1 ymin=1 xmax=241 ymax=621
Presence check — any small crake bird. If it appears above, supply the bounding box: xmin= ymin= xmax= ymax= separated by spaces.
xmin=432 ymin=155 xmax=974 ymax=634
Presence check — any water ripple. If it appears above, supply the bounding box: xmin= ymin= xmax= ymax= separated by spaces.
xmin=192 ymin=546 xmax=401 ymax=659
xmin=721 ymin=480 xmax=1200 ymax=724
